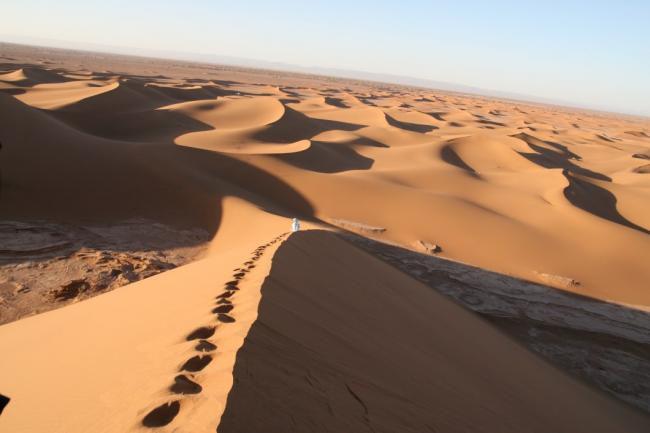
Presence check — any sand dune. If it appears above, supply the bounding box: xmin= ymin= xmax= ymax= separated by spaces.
xmin=166 ymin=96 xmax=286 ymax=130
xmin=219 ymin=231 xmax=649 ymax=433
xmin=1 ymin=57 xmax=649 ymax=302
xmin=1 ymin=46 xmax=650 ymax=431
xmin=14 ymin=80 xmax=119 ymax=110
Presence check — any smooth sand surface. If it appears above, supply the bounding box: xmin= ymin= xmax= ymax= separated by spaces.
xmin=219 ymin=230 xmax=649 ymax=433
xmin=0 ymin=46 xmax=649 ymax=431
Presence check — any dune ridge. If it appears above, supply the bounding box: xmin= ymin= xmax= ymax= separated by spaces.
xmin=1 ymin=45 xmax=650 ymax=431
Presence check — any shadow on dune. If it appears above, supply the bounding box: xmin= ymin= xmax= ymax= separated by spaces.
xmin=0 ymin=394 xmax=9 ymax=415
xmin=0 ymin=88 xmax=318 ymax=256
xmin=562 ymin=171 xmax=650 ymax=235
xmin=474 ymin=116 xmax=507 ymax=127
xmin=343 ymin=233 xmax=650 ymax=416
xmin=440 ymin=145 xmax=480 ymax=178
xmin=513 ymin=132 xmax=609 ymax=181
xmin=253 ymin=106 xmax=364 ymax=143
xmin=384 ymin=113 xmax=438 ymax=133
xmin=0 ymin=88 xmax=26 ymax=96
xmin=324 ymin=96 xmax=349 ymax=108
xmin=0 ymin=62 xmax=174 ymax=85
xmin=512 ymin=133 xmax=648 ymax=234
xmin=274 ymin=140 xmax=375 ymax=173
xmin=57 ymin=103 xmax=216 ymax=143
xmin=428 ymin=111 xmax=447 ymax=121
xmin=0 ymin=64 xmax=74 ymax=86
xmin=217 ymin=231 xmax=650 ymax=433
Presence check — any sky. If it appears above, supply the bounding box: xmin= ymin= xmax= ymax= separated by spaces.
xmin=1 ymin=0 xmax=649 ymax=116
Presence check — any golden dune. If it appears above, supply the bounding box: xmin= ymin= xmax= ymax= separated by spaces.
xmin=0 ymin=45 xmax=649 ymax=432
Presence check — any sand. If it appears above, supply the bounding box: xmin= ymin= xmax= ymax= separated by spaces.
xmin=0 ymin=43 xmax=649 ymax=431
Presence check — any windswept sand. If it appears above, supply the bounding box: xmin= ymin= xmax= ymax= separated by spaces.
xmin=0 ymin=44 xmax=649 ymax=431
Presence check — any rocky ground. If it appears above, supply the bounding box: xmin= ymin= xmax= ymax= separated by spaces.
xmin=345 ymin=233 xmax=650 ymax=414
xmin=0 ymin=220 xmax=209 ymax=324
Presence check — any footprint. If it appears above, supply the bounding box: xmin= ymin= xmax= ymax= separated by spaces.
xmin=217 ymin=291 xmax=235 ymax=299
xmin=195 ymin=340 xmax=217 ymax=352
xmin=142 ymin=401 xmax=180 ymax=427
xmin=0 ymin=394 xmax=9 ymax=415
xmin=181 ymin=355 xmax=213 ymax=372
xmin=186 ymin=326 xmax=215 ymax=341
xmin=217 ymin=313 xmax=236 ymax=323
xmin=212 ymin=304 xmax=234 ymax=314
xmin=216 ymin=298 xmax=232 ymax=305
xmin=225 ymin=280 xmax=239 ymax=286
xmin=170 ymin=375 xmax=202 ymax=395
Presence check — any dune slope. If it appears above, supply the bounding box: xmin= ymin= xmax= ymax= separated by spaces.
xmin=218 ymin=230 xmax=649 ymax=432
xmin=1 ymin=48 xmax=650 ymax=431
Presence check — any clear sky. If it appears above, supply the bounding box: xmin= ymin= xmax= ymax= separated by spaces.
xmin=2 ymin=0 xmax=649 ymax=116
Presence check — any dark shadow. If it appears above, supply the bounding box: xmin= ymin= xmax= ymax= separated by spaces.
xmin=213 ymin=304 xmax=234 ymax=314
xmin=626 ymin=131 xmax=650 ymax=139
xmin=217 ymin=231 xmax=650 ymax=432
xmin=514 ymin=132 xmax=582 ymax=160
xmin=440 ymin=145 xmax=479 ymax=178
xmin=0 ymin=88 xmax=26 ymax=96
xmin=252 ymin=107 xmax=364 ymax=143
xmin=343 ymin=233 xmax=650 ymax=416
xmin=563 ymin=170 xmax=650 ymax=235
xmin=195 ymin=340 xmax=217 ymax=352
xmin=278 ymin=87 xmax=301 ymax=97
xmin=279 ymin=98 xmax=300 ymax=104
xmin=186 ymin=326 xmax=216 ymax=341
xmin=217 ymin=291 xmax=236 ymax=299
xmin=427 ymin=111 xmax=446 ymax=121
xmin=0 ymin=65 xmax=73 ymax=86
xmin=357 ymin=97 xmax=377 ymax=107
xmin=633 ymin=164 xmax=650 ymax=174
xmin=180 ymin=355 xmax=212 ymax=372
xmin=0 ymin=394 xmax=9 ymax=415
xmin=474 ymin=117 xmax=507 ymax=127
xmin=51 ymin=279 xmax=90 ymax=301
xmin=170 ymin=375 xmax=202 ymax=395
xmin=0 ymin=77 xmax=319 ymax=323
xmin=514 ymin=132 xmax=611 ymax=181
xmin=142 ymin=401 xmax=180 ymax=427
xmin=211 ymin=79 xmax=241 ymax=87
xmin=274 ymin=141 xmax=375 ymax=173
xmin=511 ymin=133 xmax=647 ymax=234
xmin=217 ymin=313 xmax=235 ymax=323
xmin=384 ymin=113 xmax=437 ymax=133
xmin=324 ymin=96 xmax=349 ymax=108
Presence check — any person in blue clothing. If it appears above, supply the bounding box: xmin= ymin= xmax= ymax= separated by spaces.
xmin=291 ymin=218 xmax=300 ymax=232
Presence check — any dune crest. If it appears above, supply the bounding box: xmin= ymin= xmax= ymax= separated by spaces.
xmin=1 ymin=47 xmax=650 ymax=431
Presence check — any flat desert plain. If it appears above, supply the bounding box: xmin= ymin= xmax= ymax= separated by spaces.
xmin=0 ymin=43 xmax=649 ymax=432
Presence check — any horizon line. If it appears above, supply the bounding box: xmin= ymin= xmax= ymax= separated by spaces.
xmin=1 ymin=36 xmax=648 ymax=120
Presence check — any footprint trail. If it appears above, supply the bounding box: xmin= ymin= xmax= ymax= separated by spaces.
xmin=140 ymin=232 xmax=289 ymax=428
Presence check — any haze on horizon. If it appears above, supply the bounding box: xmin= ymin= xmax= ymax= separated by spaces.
xmin=1 ymin=0 xmax=649 ymax=116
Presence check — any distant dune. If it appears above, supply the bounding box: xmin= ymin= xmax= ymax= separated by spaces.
xmin=0 ymin=44 xmax=649 ymax=431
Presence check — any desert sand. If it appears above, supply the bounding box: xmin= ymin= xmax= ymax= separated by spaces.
xmin=0 ymin=43 xmax=649 ymax=431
